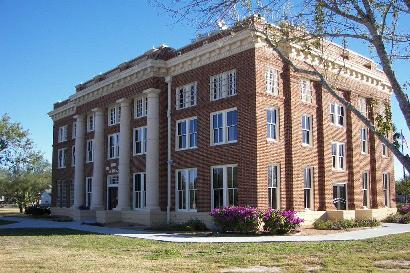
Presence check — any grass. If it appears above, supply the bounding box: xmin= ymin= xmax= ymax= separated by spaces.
xmin=0 ymin=228 xmax=409 ymax=272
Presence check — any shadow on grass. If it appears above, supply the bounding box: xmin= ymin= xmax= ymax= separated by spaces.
xmin=0 ymin=219 xmax=17 ymax=226
xmin=0 ymin=228 xmax=96 ymax=236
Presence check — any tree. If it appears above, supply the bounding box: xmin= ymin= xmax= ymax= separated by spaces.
xmin=154 ymin=0 xmax=410 ymax=171
xmin=396 ymin=177 xmax=410 ymax=203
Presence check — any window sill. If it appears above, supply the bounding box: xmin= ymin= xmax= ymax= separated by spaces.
xmin=176 ymin=147 xmax=198 ymax=152
xmin=302 ymin=143 xmax=312 ymax=148
xmin=211 ymin=141 xmax=237 ymax=147
xmin=332 ymin=169 xmax=345 ymax=173
xmin=133 ymin=153 xmax=146 ymax=156
xmin=266 ymin=138 xmax=278 ymax=143
xmin=176 ymin=209 xmax=198 ymax=213
xmin=360 ymin=152 xmax=369 ymax=156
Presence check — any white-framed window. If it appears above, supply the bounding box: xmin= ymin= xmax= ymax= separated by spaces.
xmin=211 ymin=108 xmax=238 ymax=145
xmin=86 ymin=177 xmax=92 ymax=208
xmin=57 ymin=125 xmax=68 ymax=143
xmin=268 ymin=164 xmax=280 ymax=209
xmin=266 ymin=67 xmax=279 ymax=95
xmin=302 ymin=114 xmax=312 ymax=146
xmin=87 ymin=113 xmax=95 ymax=132
xmin=133 ymin=127 xmax=147 ymax=155
xmin=331 ymin=142 xmax=345 ymax=171
xmin=71 ymin=146 xmax=75 ymax=167
xmin=107 ymin=175 xmax=119 ymax=186
xmin=210 ymin=69 xmax=237 ymax=101
xmin=176 ymin=168 xmax=198 ymax=211
xmin=176 ymin=117 xmax=197 ymax=150
xmin=304 ymin=167 xmax=313 ymax=210
xmin=360 ymin=128 xmax=369 ymax=154
xmin=72 ymin=122 xmax=77 ymax=139
xmin=57 ymin=148 xmax=67 ymax=169
xmin=362 ymin=171 xmax=369 ymax=208
xmin=86 ymin=139 xmax=94 ymax=163
xmin=382 ymin=143 xmax=388 ymax=157
xmin=176 ymin=82 xmax=197 ymax=110
xmin=301 ymin=79 xmax=312 ymax=103
xmin=383 ymin=172 xmax=390 ymax=207
xmin=108 ymin=105 xmax=121 ymax=126
xmin=133 ymin=172 xmax=146 ymax=209
xmin=134 ymin=96 xmax=148 ymax=118
xmin=267 ymin=108 xmax=279 ymax=141
xmin=211 ymin=164 xmax=237 ymax=209
xmin=358 ymin=97 xmax=367 ymax=117
xmin=330 ymin=103 xmax=345 ymax=126
xmin=108 ymin=133 xmax=120 ymax=159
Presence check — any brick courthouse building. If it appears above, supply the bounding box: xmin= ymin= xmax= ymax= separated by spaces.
xmin=49 ymin=20 xmax=396 ymax=226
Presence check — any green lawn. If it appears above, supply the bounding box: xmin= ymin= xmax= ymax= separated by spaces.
xmin=0 ymin=228 xmax=409 ymax=272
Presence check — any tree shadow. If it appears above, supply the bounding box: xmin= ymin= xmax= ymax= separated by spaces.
xmin=0 ymin=228 xmax=97 ymax=236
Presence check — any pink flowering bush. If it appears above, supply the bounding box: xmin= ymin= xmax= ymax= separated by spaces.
xmin=209 ymin=206 xmax=262 ymax=234
xmin=398 ymin=204 xmax=410 ymax=214
xmin=263 ymin=209 xmax=304 ymax=234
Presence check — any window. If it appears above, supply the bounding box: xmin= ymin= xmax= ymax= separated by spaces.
xmin=133 ymin=173 xmax=146 ymax=209
xmin=211 ymin=108 xmax=237 ymax=145
xmin=86 ymin=177 xmax=92 ymax=208
xmin=134 ymin=96 xmax=148 ymax=118
xmin=211 ymin=165 xmax=237 ymax=208
xmin=266 ymin=68 xmax=279 ymax=95
xmin=267 ymin=108 xmax=279 ymax=141
xmin=383 ymin=173 xmax=389 ymax=207
xmin=268 ymin=164 xmax=280 ymax=209
xmin=108 ymin=133 xmax=120 ymax=159
xmin=331 ymin=142 xmax=345 ymax=170
xmin=304 ymin=167 xmax=313 ymax=209
xmin=362 ymin=172 xmax=369 ymax=208
xmin=176 ymin=117 xmax=197 ymax=150
xmin=133 ymin=127 xmax=147 ymax=155
xmin=87 ymin=113 xmax=95 ymax=132
xmin=108 ymin=105 xmax=121 ymax=126
xmin=360 ymin=128 xmax=369 ymax=154
xmin=176 ymin=168 xmax=197 ymax=211
xmin=210 ymin=69 xmax=237 ymax=101
xmin=302 ymin=114 xmax=312 ymax=146
xmin=176 ymin=82 xmax=197 ymax=110
xmin=57 ymin=148 xmax=67 ymax=168
xmin=330 ymin=103 xmax=345 ymax=126
xmin=72 ymin=122 xmax=77 ymax=139
xmin=382 ymin=143 xmax=388 ymax=157
xmin=86 ymin=139 xmax=94 ymax=162
xmin=71 ymin=146 xmax=75 ymax=167
xmin=301 ymin=79 xmax=312 ymax=103
xmin=108 ymin=175 xmax=119 ymax=186
xmin=57 ymin=125 xmax=68 ymax=143
xmin=358 ymin=97 xmax=367 ymax=117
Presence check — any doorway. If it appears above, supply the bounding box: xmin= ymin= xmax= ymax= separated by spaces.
xmin=107 ymin=175 xmax=119 ymax=210
xmin=333 ymin=183 xmax=347 ymax=210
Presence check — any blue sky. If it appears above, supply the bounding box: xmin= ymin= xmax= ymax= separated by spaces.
xmin=0 ymin=0 xmax=408 ymax=179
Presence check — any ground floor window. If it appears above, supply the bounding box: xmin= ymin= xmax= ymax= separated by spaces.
xmin=268 ymin=164 xmax=280 ymax=209
xmin=333 ymin=183 xmax=347 ymax=210
xmin=56 ymin=180 xmax=62 ymax=207
xmin=383 ymin=172 xmax=390 ymax=207
xmin=303 ymin=167 xmax=313 ymax=210
xmin=176 ymin=168 xmax=197 ymax=211
xmin=133 ymin=173 xmax=146 ymax=209
xmin=362 ymin=172 xmax=369 ymax=208
xmin=211 ymin=165 xmax=237 ymax=209
xmin=86 ymin=177 xmax=92 ymax=208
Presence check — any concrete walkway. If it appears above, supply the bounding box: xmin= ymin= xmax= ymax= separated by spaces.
xmin=1 ymin=216 xmax=409 ymax=243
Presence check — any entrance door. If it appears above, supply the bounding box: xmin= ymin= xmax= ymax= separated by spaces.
xmin=333 ymin=183 xmax=347 ymax=210
xmin=107 ymin=187 xmax=118 ymax=210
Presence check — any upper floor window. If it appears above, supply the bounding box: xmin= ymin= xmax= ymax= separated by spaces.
xmin=176 ymin=82 xmax=197 ymax=110
xmin=87 ymin=113 xmax=95 ymax=132
xmin=57 ymin=148 xmax=67 ymax=169
xmin=331 ymin=142 xmax=345 ymax=171
xmin=133 ymin=127 xmax=147 ymax=155
xmin=71 ymin=146 xmax=75 ymax=167
xmin=134 ymin=96 xmax=148 ymax=119
xmin=266 ymin=68 xmax=279 ymax=95
xmin=268 ymin=164 xmax=280 ymax=209
xmin=211 ymin=164 xmax=237 ymax=209
xmin=108 ymin=105 xmax=121 ymax=126
xmin=360 ymin=128 xmax=369 ymax=154
xmin=304 ymin=167 xmax=313 ymax=209
xmin=108 ymin=133 xmax=120 ymax=159
xmin=301 ymin=79 xmax=312 ymax=103
xmin=302 ymin=114 xmax=312 ymax=146
xmin=57 ymin=125 xmax=68 ymax=143
xmin=211 ymin=108 xmax=237 ymax=145
xmin=72 ymin=122 xmax=76 ymax=139
xmin=176 ymin=168 xmax=197 ymax=211
xmin=133 ymin=172 xmax=146 ymax=209
xmin=330 ymin=103 xmax=345 ymax=126
xmin=176 ymin=117 xmax=197 ymax=150
xmin=382 ymin=143 xmax=388 ymax=157
xmin=358 ymin=97 xmax=367 ymax=117
xmin=210 ymin=69 xmax=237 ymax=101
xmin=86 ymin=139 xmax=94 ymax=163
xmin=267 ymin=108 xmax=278 ymax=141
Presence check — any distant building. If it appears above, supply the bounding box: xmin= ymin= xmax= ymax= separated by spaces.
xmin=39 ymin=190 xmax=52 ymax=207
xmin=49 ymin=18 xmax=395 ymax=226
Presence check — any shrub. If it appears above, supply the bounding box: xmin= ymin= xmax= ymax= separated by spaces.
xmin=313 ymin=219 xmax=380 ymax=230
xmin=263 ymin=209 xmax=304 ymax=234
xmin=384 ymin=212 xmax=410 ymax=224
xmin=155 ymin=219 xmax=209 ymax=232
xmin=398 ymin=204 xmax=410 ymax=214
xmin=209 ymin=206 xmax=261 ymax=234
xmin=24 ymin=205 xmax=51 ymax=216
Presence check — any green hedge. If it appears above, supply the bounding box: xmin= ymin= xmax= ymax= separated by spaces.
xmin=313 ymin=219 xmax=380 ymax=230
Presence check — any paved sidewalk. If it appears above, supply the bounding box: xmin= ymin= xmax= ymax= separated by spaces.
xmin=1 ymin=216 xmax=409 ymax=243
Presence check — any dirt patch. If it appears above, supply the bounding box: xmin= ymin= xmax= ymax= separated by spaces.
xmin=374 ymin=260 xmax=410 ymax=269
xmin=220 ymin=266 xmax=280 ymax=272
